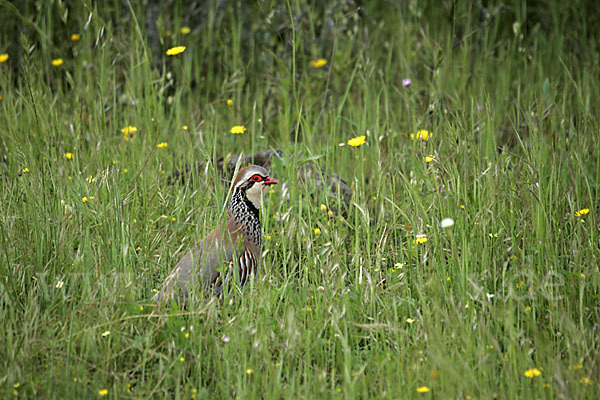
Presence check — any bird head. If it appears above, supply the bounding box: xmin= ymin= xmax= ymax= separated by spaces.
xmin=233 ymin=165 xmax=277 ymax=209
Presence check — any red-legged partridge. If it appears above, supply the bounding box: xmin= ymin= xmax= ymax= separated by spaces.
xmin=154 ymin=165 xmax=277 ymax=304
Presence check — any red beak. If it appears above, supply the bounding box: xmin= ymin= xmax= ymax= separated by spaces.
xmin=263 ymin=176 xmax=278 ymax=185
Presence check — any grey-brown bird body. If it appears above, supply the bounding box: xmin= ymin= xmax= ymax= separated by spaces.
xmin=154 ymin=165 xmax=277 ymax=304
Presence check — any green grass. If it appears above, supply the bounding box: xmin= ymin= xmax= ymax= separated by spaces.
xmin=1 ymin=0 xmax=599 ymax=398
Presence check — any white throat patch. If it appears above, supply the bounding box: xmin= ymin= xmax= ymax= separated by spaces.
xmin=245 ymin=182 xmax=265 ymax=209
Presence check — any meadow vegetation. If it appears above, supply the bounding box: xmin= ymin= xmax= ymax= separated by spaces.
xmin=0 ymin=0 xmax=599 ymax=398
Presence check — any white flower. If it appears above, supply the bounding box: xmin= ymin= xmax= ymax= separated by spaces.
xmin=440 ymin=218 xmax=454 ymax=228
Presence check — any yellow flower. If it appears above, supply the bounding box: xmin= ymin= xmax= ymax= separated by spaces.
xmin=82 ymin=197 xmax=89 ymax=203
xmin=406 ymin=318 xmax=415 ymax=324
xmin=180 ymin=26 xmax=191 ymax=35
xmin=166 ymin=46 xmax=186 ymax=56
xmin=410 ymin=130 xmax=431 ymax=141
xmin=328 ymin=210 xmax=334 ymax=218
xmin=524 ymin=306 xmax=531 ymax=312
xmin=575 ymin=208 xmax=590 ymax=217
xmin=314 ymin=228 xmax=321 ymax=235
xmin=121 ymin=126 xmax=138 ymax=141
xmin=306 ymin=306 xmax=313 ymax=311
xmin=179 ymin=356 xmax=185 ymax=362
xmin=184 ymin=332 xmax=190 ymax=339
xmin=157 ymin=142 xmax=168 ymax=149
xmin=52 ymin=58 xmax=64 ymax=67
xmin=524 ymin=368 xmax=541 ymax=378
xmin=580 ymin=377 xmax=591 ymax=384
xmin=182 ymin=125 xmax=188 ymax=130
xmin=22 ymin=168 xmax=30 ymax=173
xmin=414 ymin=235 xmax=428 ymax=244
xmin=0 ymin=53 xmax=8 ymax=63
xmin=227 ymin=99 xmax=233 ymax=107
xmin=320 ymin=204 xmax=327 ymax=212
xmin=460 ymin=204 xmax=465 ymax=210
xmin=230 ymin=125 xmax=247 ymax=134
xmin=416 ymin=386 xmax=430 ymax=393
xmin=64 ymin=152 xmax=74 ymax=160
xmin=310 ymin=58 xmax=327 ymax=68
xmin=246 ymin=368 xmax=253 ymax=375
xmin=71 ymin=33 xmax=80 ymax=41
xmin=570 ymin=364 xmax=583 ymax=370
xmin=347 ymin=135 xmax=366 ymax=147
xmin=98 ymin=389 xmax=108 ymax=396
xmin=123 ymin=169 xmax=128 ymax=173
xmin=101 ymin=330 xmax=110 ymax=337
xmin=425 ymin=155 xmax=435 ymax=163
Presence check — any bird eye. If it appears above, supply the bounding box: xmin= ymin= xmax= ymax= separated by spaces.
xmin=251 ymin=175 xmax=262 ymax=182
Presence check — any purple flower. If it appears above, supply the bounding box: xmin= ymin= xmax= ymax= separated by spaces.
xmin=477 ymin=105 xmax=483 ymax=111
xmin=402 ymin=78 xmax=412 ymax=87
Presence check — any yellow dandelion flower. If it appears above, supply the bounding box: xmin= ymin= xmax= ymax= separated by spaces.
xmin=310 ymin=58 xmax=327 ymax=68
xmin=180 ymin=26 xmax=191 ymax=35
xmin=320 ymin=204 xmax=327 ymax=212
xmin=328 ymin=210 xmax=334 ymax=218
xmin=179 ymin=356 xmax=185 ymax=362
xmin=347 ymin=135 xmax=366 ymax=147
xmin=524 ymin=306 xmax=531 ymax=312
xmin=460 ymin=204 xmax=465 ymax=210
xmin=64 ymin=152 xmax=74 ymax=160
xmin=336 ymin=387 xmax=342 ymax=393
xmin=580 ymin=377 xmax=591 ymax=384
xmin=410 ymin=130 xmax=431 ymax=141
xmin=524 ymin=368 xmax=541 ymax=378
xmin=184 ymin=332 xmax=190 ymax=339
xmin=52 ymin=58 xmax=64 ymax=67
xmin=339 ymin=216 xmax=344 ymax=223
xmin=139 ymin=305 xmax=144 ymax=311
xmin=0 ymin=53 xmax=8 ymax=63
xmin=82 ymin=197 xmax=89 ymax=203
xmin=406 ymin=318 xmax=415 ymax=324
xmin=246 ymin=368 xmax=253 ymax=375
xmin=98 ymin=389 xmax=108 ymax=396
xmin=230 ymin=125 xmax=247 ymax=134
xmin=575 ymin=208 xmax=589 ymax=217
xmin=227 ymin=99 xmax=233 ymax=107
xmin=416 ymin=386 xmax=430 ymax=393
xmin=157 ymin=142 xmax=168 ymax=149
xmin=306 ymin=306 xmax=313 ymax=312
xmin=264 ymin=234 xmax=272 ymax=240
xmin=446 ymin=277 xmax=451 ymax=281
xmin=123 ymin=169 xmax=128 ymax=173
xmin=71 ymin=33 xmax=80 ymax=41
xmin=314 ymin=228 xmax=321 ymax=235
xmin=22 ymin=168 xmax=30 ymax=173
xmin=182 ymin=125 xmax=188 ymax=130
xmin=425 ymin=155 xmax=435 ymax=163
xmin=101 ymin=330 xmax=110 ymax=337
xmin=415 ymin=235 xmax=428 ymax=244
xmin=166 ymin=46 xmax=186 ymax=56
